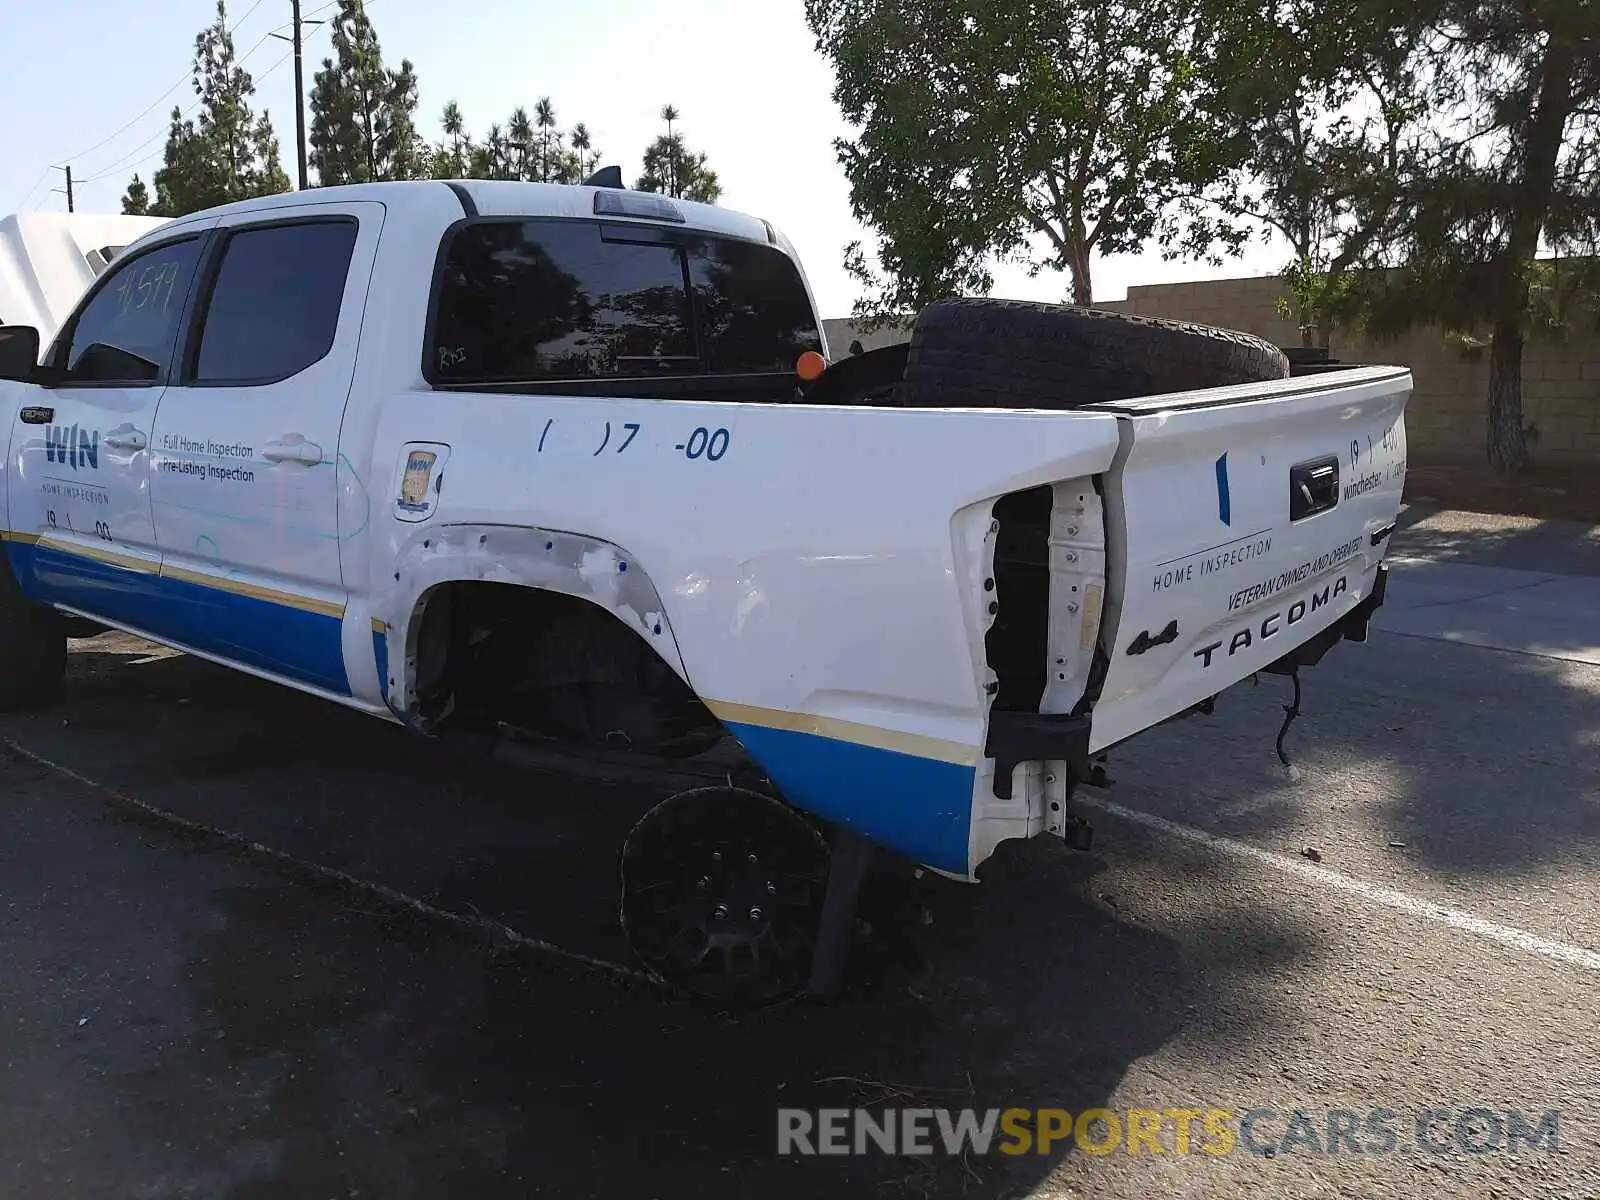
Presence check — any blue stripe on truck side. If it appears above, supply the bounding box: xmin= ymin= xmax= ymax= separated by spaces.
xmin=719 ymin=718 xmax=975 ymax=875
xmin=5 ymin=538 xmax=350 ymax=696
xmin=4 ymin=536 xmax=979 ymax=872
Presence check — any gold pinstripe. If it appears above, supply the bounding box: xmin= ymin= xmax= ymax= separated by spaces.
xmin=705 ymin=699 xmax=979 ymax=766
xmin=37 ymin=535 xmax=157 ymax=574
xmin=5 ymin=530 xmax=345 ymax=618
xmin=158 ymin=561 xmax=345 ymax=618
xmin=8 ymin=535 xmax=969 ymax=764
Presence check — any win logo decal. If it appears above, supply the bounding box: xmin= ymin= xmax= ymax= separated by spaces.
xmin=44 ymin=425 xmax=100 ymax=471
xmin=1214 ymin=452 xmax=1231 ymax=526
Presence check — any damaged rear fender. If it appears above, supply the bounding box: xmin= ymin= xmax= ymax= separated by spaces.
xmin=372 ymin=524 xmax=693 ymax=714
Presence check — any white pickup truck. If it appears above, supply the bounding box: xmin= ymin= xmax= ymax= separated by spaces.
xmin=0 ymin=176 xmax=1410 ymax=1001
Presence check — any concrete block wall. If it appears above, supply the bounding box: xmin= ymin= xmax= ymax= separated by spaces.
xmin=823 ymin=275 xmax=1600 ymax=464
xmin=1104 ymin=277 xmax=1600 ymax=465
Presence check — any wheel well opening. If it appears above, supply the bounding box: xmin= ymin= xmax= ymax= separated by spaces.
xmin=407 ymin=581 xmax=725 ymax=758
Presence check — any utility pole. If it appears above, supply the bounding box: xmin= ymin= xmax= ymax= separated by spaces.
xmin=52 ymin=165 xmax=74 ymax=212
xmin=270 ymin=0 xmax=323 ymax=190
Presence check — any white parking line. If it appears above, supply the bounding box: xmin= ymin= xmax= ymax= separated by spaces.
xmin=1 ymin=737 xmax=664 ymax=990
xmin=1076 ymin=790 xmax=1600 ymax=972
xmin=19 ymin=725 xmax=1596 ymax=980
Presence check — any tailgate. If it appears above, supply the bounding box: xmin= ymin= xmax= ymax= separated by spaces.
xmin=1087 ymin=365 xmax=1410 ymax=753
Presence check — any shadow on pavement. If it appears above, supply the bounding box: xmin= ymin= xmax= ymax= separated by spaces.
xmin=1392 ymin=505 xmax=1600 ymax=577
xmin=1087 ymin=626 xmax=1600 ymax=883
xmin=0 ymin=641 xmax=1212 ymax=1198
xmin=160 ymin=851 xmax=1190 ymax=1200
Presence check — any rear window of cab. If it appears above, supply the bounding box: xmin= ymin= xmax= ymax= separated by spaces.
xmin=426 ymin=218 xmax=822 ymax=387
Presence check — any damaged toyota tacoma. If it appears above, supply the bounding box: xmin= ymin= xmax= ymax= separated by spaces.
xmin=0 ymin=174 xmax=1410 ymax=1002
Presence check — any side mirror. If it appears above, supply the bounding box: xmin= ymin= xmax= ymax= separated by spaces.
xmin=0 ymin=326 xmax=41 ymax=382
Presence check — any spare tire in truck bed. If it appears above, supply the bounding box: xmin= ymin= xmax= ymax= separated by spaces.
xmin=898 ymin=298 xmax=1291 ymax=410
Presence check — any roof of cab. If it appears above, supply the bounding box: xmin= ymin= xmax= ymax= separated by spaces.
xmin=143 ymin=178 xmax=778 ymax=247
xmin=453 ymin=179 xmax=775 ymax=244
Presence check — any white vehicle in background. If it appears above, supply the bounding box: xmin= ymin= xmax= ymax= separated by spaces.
xmin=0 ymin=212 xmax=169 ymax=339
xmin=0 ymin=173 xmax=1409 ymax=1003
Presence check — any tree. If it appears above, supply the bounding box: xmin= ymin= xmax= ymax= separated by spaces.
xmin=571 ymin=123 xmax=594 ymax=178
xmin=549 ymin=141 xmax=585 ymax=185
xmin=535 ymin=97 xmax=558 ymax=182
xmin=638 ymin=136 xmax=721 ymax=202
xmin=378 ymin=56 xmax=428 ymax=180
xmin=309 ymin=0 xmax=427 ymax=184
xmin=1342 ymin=1 xmax=1600 ymax=472
xmin=636 ymin=105 xmax=721 ymax=202
xmin=659 ymin=104 xmax=680 ymax=194
xmin=432 ymin=100 xmax=471 ymax=178
xmin=805 ymin=0 xmax=1248 ymax=321
xmin=438 ymin=102 xmax=598 ymax=184
xmin=468 ymin=122 xmax=512 ymax=180
xmin=508 ymin=106 xmax=535 ymax=180
xmin=1213 ymin=0 xmax=1431 ymax=346
xmin=121 ymin=175 xmax=151 ymax=216
xmin=135 ymin=0 xmax=290 ymax=217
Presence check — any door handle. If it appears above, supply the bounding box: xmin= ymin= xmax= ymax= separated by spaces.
xmin=1289 ymin=456 xmax=1340 ymax=520
xmin=103 ymin=428 xmax=147 ymax=451
xmin=261 ymin=435 xmax=324 ymax=466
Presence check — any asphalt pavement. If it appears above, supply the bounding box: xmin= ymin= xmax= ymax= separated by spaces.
xmin=0 ymin=506 xmax=1596 ymax=1200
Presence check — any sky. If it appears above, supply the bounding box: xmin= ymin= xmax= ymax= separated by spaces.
xmin=0 ymin=0 xmax=1287 ymax=318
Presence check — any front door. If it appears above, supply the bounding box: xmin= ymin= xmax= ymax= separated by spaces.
xmin=7 ymin=232 xmax=209 ymax=629
xmin=145 ymin=203 xmax=382 ymax=694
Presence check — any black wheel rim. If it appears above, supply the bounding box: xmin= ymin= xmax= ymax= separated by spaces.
xmin=620 ymin=787 xmax=829 ymax=1004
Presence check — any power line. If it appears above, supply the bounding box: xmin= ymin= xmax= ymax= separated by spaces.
xmin=77 ymin=0 xmax=355 ymax=187
xmin=9 ymin=167 xmax=54 ymax=214
xmin=75 ymin=25 xmax=287 ymax=184
xmin=78 ymin=34 xmax=321 ymax=190
xmin=60 ymin=0 xmax=272 ymax=167
xmin=57 ymin=0 xmax=362 ymax=202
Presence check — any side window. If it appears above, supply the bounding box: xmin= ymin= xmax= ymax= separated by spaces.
xmin=62 ymin=237 xmax=203 ymax=384
xmin=687 ymin=237 xmax=821 ymax=372
xmin=193 ymin=220 xmax=358 ymax=384
xmin=431 ymin=220 xmax=692 ymax=383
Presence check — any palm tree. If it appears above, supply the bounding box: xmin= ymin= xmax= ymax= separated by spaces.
xmin=508 ymin=106 xmax=533 ymax=181
xmin=486 ymin=122 xmax=507 ymax=180
xmin=441 ymin=100 xmax=466 ymax=176
xmin=660 ymin=103 xmax=680 ymax=195
xmin=535 ymin=97 xmax=557 ymax=182
xmin=572 ymin=122 xmax=593 ymax=178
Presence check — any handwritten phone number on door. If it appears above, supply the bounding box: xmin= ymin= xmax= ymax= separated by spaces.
xmin=45 ymin=510 xmax=114 ymax=541
xmin=570 ymin=420 xmax=733 ymax=463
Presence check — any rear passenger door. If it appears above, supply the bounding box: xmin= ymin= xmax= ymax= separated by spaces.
xmin=145 ymin=203 xmax=384 ymax=695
